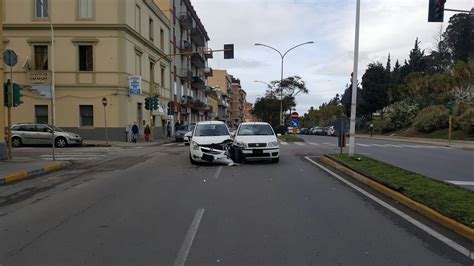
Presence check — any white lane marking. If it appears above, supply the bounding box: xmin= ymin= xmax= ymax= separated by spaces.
xmin=304 ymin=156 xmax=473 ymax=259
xmin=164 ymin=143 xmax=177 ymax=146
xmin=40 ymin=154 xmax=105 ymax=157
xmin=384 ymin=144 xmax=404 ymax=148
xmin=371 ymin=144 xmax=387 ymax=147
xmin=447 ymin=181 xmax=474 ymax=186
xmin=323 ymin=142 xmax=337 ymax=146
xmin=279 ymin=141 xmax=288 ymax=145
xmin=174 ymin=208 xmax=205 ymax=266
xmin=295 ymin=142 xmax=304 ymax=146
xmin=414 ymin=145 xmax=438 ymax=149
xmin=308 ymin=142 xmax=319 ymax=146
xmin=214 ymin=166 xmax=223 ymax=179
xmin=356 ymin=143 xmax=371 ymax=147
xmin=401 ymin=145 xmax=422 ymax=148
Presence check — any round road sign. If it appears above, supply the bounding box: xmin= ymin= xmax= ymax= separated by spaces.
xmin=291 ymin=112 xmax=299 ymax=119
xmin=102 ymin=97 xmax=108 ymax=106
xmin=3 ymin=49 xmax=18 ymax=67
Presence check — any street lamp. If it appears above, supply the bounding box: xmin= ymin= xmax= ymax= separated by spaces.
xmin=254 ymin=41 xmax=314 ymax=126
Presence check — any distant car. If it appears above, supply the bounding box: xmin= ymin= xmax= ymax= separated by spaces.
xmin=312 ymin=127 xmax=325 ymax=135
xmin=189 ymin=121 xmax=232 ymax=164
xmin=175 ymin=125 xmax=190 ymax=142
xmin=11 ymin=123 xmax=82 ymax=148
xmin=233 ymin=122 xmax=279 ymax=163
xmin=326 ymin=126 xmax=336 ymax=136
xmin=182 ymin=123 xmax=196 ymax=145
xmin=300 ymin=128 xmax=310 ymax=135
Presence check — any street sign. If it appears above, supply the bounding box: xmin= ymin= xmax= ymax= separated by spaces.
xmin=3 ymin=49 xmax=17 ymax=67
xmin=334 ymin=117 xmax=350 ymax=135
xmin=102 ymin=97 xmax=108 ymax=107
xmin=291 ymin=112 xmax=299 ymax=118
xmin=291 ymin=119 xmax=299 ymax=127
xmin=128 ymin=76 xmax=142 ymax=95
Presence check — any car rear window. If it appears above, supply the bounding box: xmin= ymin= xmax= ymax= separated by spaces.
xmin=238 ymin=124 xmax=274 ymax=136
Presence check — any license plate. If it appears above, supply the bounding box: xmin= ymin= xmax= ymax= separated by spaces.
xmin=201 ymin=153 xmax=214 ymax=161
xmin=253 ymin=149 xmax=263 ymax=155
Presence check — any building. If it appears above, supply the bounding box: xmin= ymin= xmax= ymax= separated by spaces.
xmin=230 ymin=77 xmax=246 ymax=127
xmin=244 ymin=102 xmax=256 ymax=122
xmin=207 ymin=69 xmax=232 ymax=124
xmin=155 ymin=0 xmax=212 ymax=126
xmin=3 ymin=0 xmax=172 ymax=141
xmin=206 ymin=88 xmax=219 ymax=120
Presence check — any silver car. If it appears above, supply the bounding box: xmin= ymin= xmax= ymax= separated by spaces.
xmin=11 ymin=124 xmax=83 ymax=148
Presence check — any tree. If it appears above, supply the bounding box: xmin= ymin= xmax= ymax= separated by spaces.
xmin=360 ymin=62 xmax=389 ymax=116
xmin=252 ymin=95 xmax=296 ymax=129
xmin=406 ymin=38 xmax=426 ymax=73
xmin=425 ymin=26 xmax=452 ymax=74
xmin=328 ymin=94 xmax=340 ymax=106
xmin=388 ymin=60 xmax=403 ymax=103
xmin=340 ymin=81 xmax=362 ymax=117
xmin=443 ymin=13 xmax=473 ymax=63
xmin=269 ymin=75 xmax=308 ymax=124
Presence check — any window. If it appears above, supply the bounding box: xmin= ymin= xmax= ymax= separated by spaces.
xmin=160 ymin=67 xmax=165 ymax=88
xmin=34 ymin=45 xmax=48 ymax=70
xmin=35 ymin=0 xmax=48 ymax=18
xmin=78 ymin=0 xmax=93 ymax=19
xmin=36 ymin=125 xmax=50 ymax=132
xmin=35 ymin=105 xmax=48 ymax=124
xmin=160 ymin=28 xmax=164 ymax=49
xmin=194 ymin=124 xmax=229 ymax=136
xmin=135 ymin=4 xmax=141 ymax=33
xmin=149 ymin=18 xmax=154 ymax=41
xmin=79 ymin=105 xmax=94 ymax=127
xmin=78 ymin=45 xmax=93 ymax=71
xmin=135 ymin=52 xmax=142 ymax=76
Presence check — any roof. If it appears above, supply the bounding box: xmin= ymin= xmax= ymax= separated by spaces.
xmin=239 ymin=122 xmax=271 ymax=126
xmin=196 ymin=121 xmax=226 ymax=125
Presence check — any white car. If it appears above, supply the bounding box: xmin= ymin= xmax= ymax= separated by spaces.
xmin=189 ymin=121 xmax=233 ymax=164
xmin=183 ymin=123 xmax=196 ymax=146
xmin=233 ymin=122 xmax=279 ymax=163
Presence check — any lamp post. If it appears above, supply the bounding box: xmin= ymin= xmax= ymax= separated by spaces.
xmin=254 ymin=41 xmax=314 ymax=126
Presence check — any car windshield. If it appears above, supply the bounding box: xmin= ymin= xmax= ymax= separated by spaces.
xmin=194 ymin=124 xmax=229 ymax=136
xmin=238 ymin=124 xmax=274 ymax=136
xmin=178 ymin=125 xmax=188 ymax=131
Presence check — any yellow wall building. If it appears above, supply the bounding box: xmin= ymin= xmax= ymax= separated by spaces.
xmin=3 ymin=0 xmax=172 ymax=141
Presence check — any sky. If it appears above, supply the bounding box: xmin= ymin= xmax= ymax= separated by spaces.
xmin=192 ymin=0 xmax=473 ymax=115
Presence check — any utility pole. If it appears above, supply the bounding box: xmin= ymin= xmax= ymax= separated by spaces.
xmin=0 ymin=0 xmax=7 ymax=160
xmin=348 ymin=0 xmax=361 ymax=157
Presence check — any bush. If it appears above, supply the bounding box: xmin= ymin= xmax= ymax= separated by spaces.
xmin=453 ymin=108 xmax=474 ymax=131
xmin=384 ymin=100 xmax=419 ymax=130
xmin=413 ymin=105 xmax=449 ymax=133
xmin=373 ymin=117 xmax=395 ymax=133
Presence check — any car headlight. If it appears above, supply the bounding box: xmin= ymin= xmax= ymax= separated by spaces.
xmin=234 ymin=141 xmax=246 ymax=148
xmin=191 ymin=141 xmax=200 ymax=150
xmin=268 ymin=141 xmax=279 ymax=147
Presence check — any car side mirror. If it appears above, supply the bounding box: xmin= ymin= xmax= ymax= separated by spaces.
xmin=47 ymin=129 xmax=53 ymax=133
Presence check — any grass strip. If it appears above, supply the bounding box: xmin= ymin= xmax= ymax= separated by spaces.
xmin=333 ymin=153 xmax=474 ymax=228
xmin=278 ymin=134 xmax=304 ymax=142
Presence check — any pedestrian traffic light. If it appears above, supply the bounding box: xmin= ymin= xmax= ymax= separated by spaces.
xmin=224 ymin=44 xmax=234 ymax=59
xmin=428 ymin=0 xmax=446 ymax=22
xmin=145 ymin=97 xmax=151 ymax=110
xmin=12 ymin=83 xmax=23 ymax=107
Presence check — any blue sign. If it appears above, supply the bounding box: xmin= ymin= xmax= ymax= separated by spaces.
xmin=291 ymin=119 xmax=299 ymax=127
xmin=128 ymin=76 xmax=142 ymax=95
xmin=3 ymin=49 xmax=17 ymax=67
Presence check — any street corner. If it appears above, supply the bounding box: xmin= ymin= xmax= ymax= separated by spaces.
xmin=1 ymin=161 xmax=71 ymax=185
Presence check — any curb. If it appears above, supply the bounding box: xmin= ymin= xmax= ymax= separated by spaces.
xmin=0 ymin=161 xmax=72 ymax=185
xmin=319 ymin=155 xmax=474 ymax=241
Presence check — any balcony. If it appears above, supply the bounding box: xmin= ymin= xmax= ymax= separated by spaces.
xmin=181 ymin=95 xmax=193 ymax=105
xmin=204 ymin=67 xmax=213 ymax=77
xmin=179 ymin=68 xmax=192 ymax=82
xmin=191 ymin=28 xmax=205 ymax=47
xmin=178 ymin=13 xmax=192 ymax=30
xmin=178 ymin=40 xmax=192 ymax=53
xmin=191 ymin=76 xmax=206 ymax=90
xmin=191 ymin=53 xmax=205 ymax=68
xmin=193 ymin=99 xmax=207 ymax=109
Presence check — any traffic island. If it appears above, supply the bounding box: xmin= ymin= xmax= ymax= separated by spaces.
xmin=0 ymin=161 xmax=71 ymax=185
xmin=278 ymin=134 xmax=304 ymax=142
xmin=319 ymin=154 xmax=474 ymax=241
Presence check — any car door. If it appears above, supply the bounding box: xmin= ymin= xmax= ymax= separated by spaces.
xmin=35 ymin=125 xmax=53 ymax=145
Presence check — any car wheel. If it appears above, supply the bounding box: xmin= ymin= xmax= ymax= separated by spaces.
xmin=189 ymin=153 xmax=197 ymax=165
xmin=12 ymin=137 xmax=22 ymax=147
xmin=55 ymin=137 xmax=67 ymax=148
xmin=272 ymin=157 xmax=279 ymax=163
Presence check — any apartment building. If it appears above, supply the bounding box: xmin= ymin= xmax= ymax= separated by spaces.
xmin=244 ymin=102 xmax=256 ymax=122
xmin=155 ymin=0 xmax=212 ymax=126
xmin=207 ymin=69 xmax=232 ymax=124
xmin=3 ymin=0 xmax=172 ymax=140
xmin=230 ymin=77 xmax=246 ymax=128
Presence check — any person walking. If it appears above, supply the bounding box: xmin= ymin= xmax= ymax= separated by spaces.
xmin=166 ymin=121 xmax=171 ymax=138
xmin=144 ymin=125 xmax=151 ymax=142
xmin=131 ymin=123 xmax=139 ymax=143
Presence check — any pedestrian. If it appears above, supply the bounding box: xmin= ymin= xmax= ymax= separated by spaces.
xmin=144 ymin=125 xmax=151 ymax=142
xmin=131 ymin=123 xmax=139 ymax=143
xmin=166 ymin=121 xmax=171 ymax=138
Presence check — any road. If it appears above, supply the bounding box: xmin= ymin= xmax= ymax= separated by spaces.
xmin=0 ymin=142 xmax=472 ymax=265
xmin=298 ymin=135 xmax=474 ymax=190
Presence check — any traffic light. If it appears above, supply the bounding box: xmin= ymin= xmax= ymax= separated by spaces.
xmin=446 ymin=100 xmax=454 ymax=114
xmin=224 ymin=44 xmax=234 ymax=59
xmin=12 ymin=83 xmax=24 ymax=107
xmin=3 ymin=82 xmax=9 ymax=107
xmin=428 ymin=0 xmax=446 ymax=22
xmin=145 ymin=97 xmax=151 ymax=110
xmin=153 ymin=96 xmax=160 ymax=110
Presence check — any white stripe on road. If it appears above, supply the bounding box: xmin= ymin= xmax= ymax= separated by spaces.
xmin=304 ymin=156 xmax=473 ymax=259
xmin=371 ymin=144 xmax=387 ymax=147
xmin=214 ymin=166 xmax=223 ymax=179
xmin=323 ymin=142 xmax=337 ymax=146
xmin=308 ymin=142 xmax=319 ymax=145
xmin=295 ymin=142 xmax=304 ymax=146
xmin=164 ymin=143 xmax=177 ymax=146
xmin=42 ymin=157 xmax=96 ymax=160
xmin=40 ymin=154 xmax=105 ymax=157
xmin=413 ymin=145 xmax=438 ymax=149
xmin=384 ymin=144 xmax=404 ymax=148
xmin=401 ymin=145 xmax=422 ymax=148
xmin=279 ymin=141 xmax=288 ymax=145
xmin=356 ymin=143 xmax=371 ymax=147
xmin=174 ymin=208 xmax=205 ymax=266
xmin=447 ymin=181 xmax=474 ymax=186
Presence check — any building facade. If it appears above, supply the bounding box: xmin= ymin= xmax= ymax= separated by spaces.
xmin=244 ymin=102 xmax=256 ymax=122
xmin=230 ymin=77 xmax=246 ymax=128
xmin=3 ymin=0 xmax=172 ymax=141
xmin=207 ymin=69 xmax=232 ymax=124
xmin=155 ymin=0 xmax=212 ymax=126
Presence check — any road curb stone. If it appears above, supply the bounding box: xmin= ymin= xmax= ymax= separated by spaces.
xmin=0 ymin=161 xmax=72 ymax=185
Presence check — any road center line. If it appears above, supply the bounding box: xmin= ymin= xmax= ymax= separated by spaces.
xmin=174 ymin=208 xmax=205 ymax=266
xmin=304 ymin=156 xmax=473 ymax=259
xmin=309 ymin=142 xmax=319 ymax=145
xmin=214 ymin=166 xmax=223 ymax=179
xmin=163 ymin=143 xmax=176 ymax=146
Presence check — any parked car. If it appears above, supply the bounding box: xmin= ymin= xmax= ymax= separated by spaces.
xmin=182 ymin=123 xmax=196 ymax=145
xmin=175 ymin=124 xmax=195 ymax=142
xmin=300 ymin=128 xmax=310 ymax=135
xmin=312 ymin=127 xmax=325 ymax=135
xmin=11 ymin=123 xmax=82 ymax=148
xmin=189 ymin=121 xmax=233 ymax=164
xmin=233 ymin=122 xmax=279 ymax=163
xmin=326 ymin=126 xmax=336 ymax=136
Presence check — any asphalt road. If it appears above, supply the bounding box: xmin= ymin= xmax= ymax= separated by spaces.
xmin=298 ymin=135 xmax=474 ymax=190
xmin=0 ymin=142 xmax=472 ymax=265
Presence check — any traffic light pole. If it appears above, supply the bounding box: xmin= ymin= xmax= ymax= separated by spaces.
xmin=7 ymin=65 xmax=13 ymax=159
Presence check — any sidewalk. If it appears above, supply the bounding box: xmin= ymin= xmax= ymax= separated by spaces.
xmin=0 ymin=158 xmax=70 ymax=185
xmin=83 ymin=138 xmax=174 ymax=147
xmin=357 ymin=134 xmax=474 ymax=150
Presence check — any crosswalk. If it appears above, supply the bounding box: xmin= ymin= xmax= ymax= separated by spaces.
xmin=279 ymin=141 xmax=453 ymax=150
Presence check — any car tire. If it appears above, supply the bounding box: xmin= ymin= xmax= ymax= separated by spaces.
xmin=55 ymin=137 xmax=67 ymax=148
xmin=12 ymin=137 xmax=22 ymax=147
xmin=189 ymin=153 xmax=197 ymax=165
xmin=272 ymin=157 xmax=279 ymax=163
